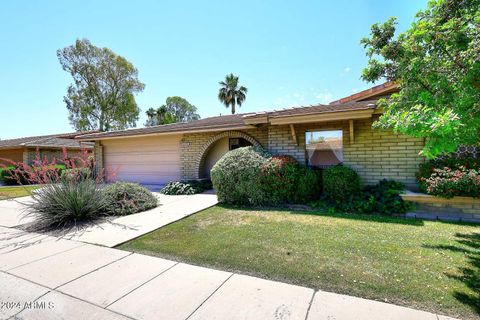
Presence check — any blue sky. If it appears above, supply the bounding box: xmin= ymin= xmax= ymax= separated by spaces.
xmin=0 ymin=0 xmax=427 ymax=139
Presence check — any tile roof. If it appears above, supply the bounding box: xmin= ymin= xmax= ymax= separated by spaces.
xmin=77 ymin=113 xmax=254 ymax=140
xmin=244 ymin=100 xmax=377 ymax=119
xmin=0 ymin=132 xmax=94 ymax=149
xmin=76 ymin=100 xmax=377 ymax=140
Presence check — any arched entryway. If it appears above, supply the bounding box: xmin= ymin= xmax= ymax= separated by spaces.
xmin=196 ymin=131 xmax=261 ymax=179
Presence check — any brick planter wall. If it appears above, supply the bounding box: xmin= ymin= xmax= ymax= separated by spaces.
xmin=401 ymin=191 xmax=480 ymax=223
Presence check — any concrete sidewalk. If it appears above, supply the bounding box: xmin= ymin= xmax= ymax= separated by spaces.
xmin=0 ymin=192 xmax=218 ymax=247
xmin=0 ymin=226 xmax=457 ymax=320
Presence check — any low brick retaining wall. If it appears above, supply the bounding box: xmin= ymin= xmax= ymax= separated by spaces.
xmin=400 ymin=191 xmax=480 ymax=223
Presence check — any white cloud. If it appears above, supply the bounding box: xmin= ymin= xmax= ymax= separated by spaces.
xmin=351 ymin=88 xmax=358 ymax=93
xmin=315 ymin=91 xmax=334 ymax=104
xmin=344 ymin=67 xmax=351 ymax=72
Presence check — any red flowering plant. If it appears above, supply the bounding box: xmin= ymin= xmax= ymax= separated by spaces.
xmin=0 ymin=148 xmax=117 ymax=228
xmin=422 ymin=166 xmax=480 ymax=199
xmin=259 ymin=155 xmax=320 ymax=204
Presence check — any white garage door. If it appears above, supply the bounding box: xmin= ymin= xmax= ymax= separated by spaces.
xmin=102 ymin=134 xmax=182 ymax=185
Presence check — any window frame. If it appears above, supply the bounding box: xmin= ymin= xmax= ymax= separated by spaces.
xmin=304 ymin=129 xmax=344 ymax=168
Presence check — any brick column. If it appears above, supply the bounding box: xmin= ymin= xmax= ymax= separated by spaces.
xmin=94 ymin=141 xmax=103 ymax=177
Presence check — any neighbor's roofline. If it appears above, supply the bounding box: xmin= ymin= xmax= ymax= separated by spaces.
xmin=330 ymin=81 xmax=398 ymax=105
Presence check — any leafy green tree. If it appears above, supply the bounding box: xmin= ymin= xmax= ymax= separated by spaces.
xmin=145 ymin=96 xmax=200 ymax=126
xmin=361 ymin=0 xmax=480 ymax=158
xmin=218 ymin=74 xmax=248 ymax=114
xmin=57 ymin=39 xmax=145 ymax=131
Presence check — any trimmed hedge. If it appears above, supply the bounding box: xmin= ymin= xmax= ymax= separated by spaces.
xmin=103 ymin=182 xmax=158 ymax=215
xmin=211 ymin=147 xmax=270 ymax=205
xmin=322 ymin=165 xmax=362 ymax=203
xmin=211 ymin=148 xmax=321 ymax=205
xmin=259 ymin=155 xmax=321 ymax=204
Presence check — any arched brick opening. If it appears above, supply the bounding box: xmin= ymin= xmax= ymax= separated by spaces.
xmin=195 ymin=131 xmax=262 ymax=178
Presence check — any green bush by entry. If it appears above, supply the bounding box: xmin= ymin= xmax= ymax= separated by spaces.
xmin=211 ymin=147 xmax=271 ymax=205
xmin=161 ymin=181 xmax=196 ymax=195
xmin=103 ymin=182 xmax=158 ymax=215
xmin=161 ymin=180 xmax=213 ymax=195
xmin=322 ymin=165 xmax=362 ymax=202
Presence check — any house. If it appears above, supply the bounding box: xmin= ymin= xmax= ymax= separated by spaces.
xmin=0 ymin=132 xmax=94 ymax=166
xmin=77 ymin=82 xmax=428 ymax=190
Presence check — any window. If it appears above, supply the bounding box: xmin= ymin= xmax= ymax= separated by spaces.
xmin=229 ymin=138 xmax=252 ymax=150
xmin=305 ymin=130 xmax=343 ymax=168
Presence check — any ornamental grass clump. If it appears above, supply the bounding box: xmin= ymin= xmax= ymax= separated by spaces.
xmin=103 ymin=182 xmax=158 ymax=215
xmin=1 ymin=147 xmax=114 ymax=228
xmin=422 ymin=166 xmax=480 ymax=198
xmin=27 ymin=178 xmax=107 ymax=228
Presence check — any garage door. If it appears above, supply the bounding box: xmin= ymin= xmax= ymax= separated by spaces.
xmin=102 ymin=134 xmax=182 ymax=185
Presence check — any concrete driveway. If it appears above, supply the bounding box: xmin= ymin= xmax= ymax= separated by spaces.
xmin=0 ymin=226 xmax=455 ymax=320
xmin=0 ymin=192 xmax=218 ymax=247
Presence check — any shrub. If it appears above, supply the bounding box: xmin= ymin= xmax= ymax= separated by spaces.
xmin=26 ymin=178 xmax=107 ymax=227
xmin=211 ymin=147 xmax=270 ymax=205
xmin=103 ymin=182 xmax=158 ymax=215
xmin=311 ymin=179 xmax=411 ymax=215
xmin=323 ymin=165 xmax=362 ymax=202
xmin=61 ymin=167 xmax=92 ymax=182
xmin=363 ymin=179 xmax=411 ymax=214
xmin=416 ymin=157 xmax=480 ymax=192
xmin=161 ymin=181 xmax=196 ymax=195
xmin=187 ymin=179 xmax=213 ymax=193
xmin=259 ymin=155 xmax=321 ymax=204
xmin=0 ymin=166 xmax=15 ymax=184
xmin=422 ymin=166 xmax=480 ymax=198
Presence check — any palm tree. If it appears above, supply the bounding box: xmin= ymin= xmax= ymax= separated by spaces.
xmin=218 ymin=73 xmax=248 ymax=114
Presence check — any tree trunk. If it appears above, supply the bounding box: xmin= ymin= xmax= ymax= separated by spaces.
xmin=231 ymin=101 xmax=236 ymax=114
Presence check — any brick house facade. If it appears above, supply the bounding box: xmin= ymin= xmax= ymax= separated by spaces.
xmin=79 ymin=83 xmax=428 ymax=190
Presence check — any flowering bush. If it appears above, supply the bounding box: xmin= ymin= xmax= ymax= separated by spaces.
xmin=416 ymin=157 xmax=480 ymax=192
xmin=0 ymin=148 xmax=118 ymax=228
xmin=422 ymin=166 xmax=480 ymax=198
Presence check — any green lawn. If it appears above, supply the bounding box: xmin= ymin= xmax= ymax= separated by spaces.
xmin=119 ymin=205 xmax=480 ymax=319
xmin=0 ymin=185 xmax=38 ymax=200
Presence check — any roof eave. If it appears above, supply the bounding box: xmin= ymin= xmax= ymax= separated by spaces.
xmin=76 ymin=124 xmax=255 ymax=141
xmin=269 ymin=109 xmax=375 ymax=125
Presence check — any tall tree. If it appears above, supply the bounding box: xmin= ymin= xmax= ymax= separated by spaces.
xmin=361 ymin=0 xmax=480 ymax=158
xmin=218 ymin=74 xmax=248 ymax=114
xmin=145 ymin=96 xmax=200 ymax=126
xmin=57 ymin=39 xmax=145 ymax=132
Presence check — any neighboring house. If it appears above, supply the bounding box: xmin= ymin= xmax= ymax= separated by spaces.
xmin=77 ymin=82 xmax=426 ymax=190
xmin=0 ymin=132 xmax=94 ymax=166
